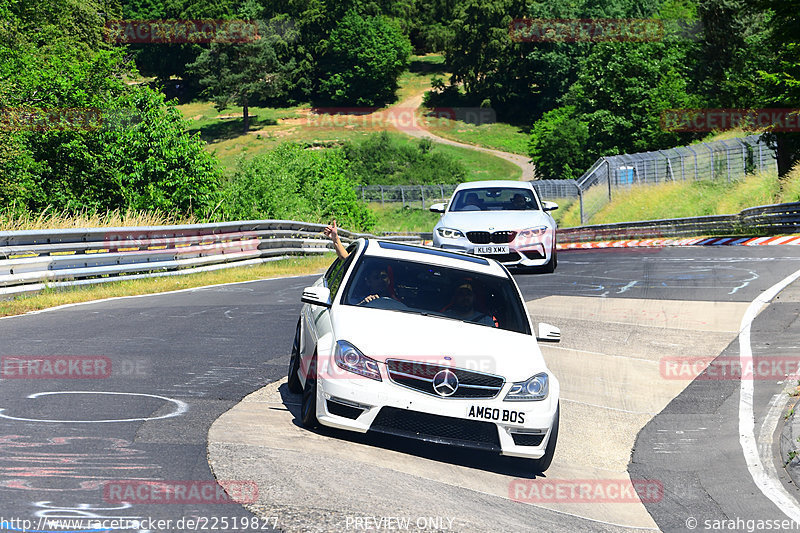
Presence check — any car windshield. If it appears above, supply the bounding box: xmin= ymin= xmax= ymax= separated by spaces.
xmin=340 ymin=256 xmax=531 ymax=335
xmin=450 ymin=187 xmax=540 ymax=212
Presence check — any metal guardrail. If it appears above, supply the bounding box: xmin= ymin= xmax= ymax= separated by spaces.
xmin=3 ymin=201 xmax=799 ymax=297
xmin=0 ymin=221 xmax=421 ymax=297
xmin=557 ymin=202 xmax=800 ymax=243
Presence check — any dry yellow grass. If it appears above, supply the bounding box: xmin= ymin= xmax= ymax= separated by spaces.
xmin=0 ymin=208 xmax=197 ymax=231
xmin=0 ymin=254 xmax=334 ymax=318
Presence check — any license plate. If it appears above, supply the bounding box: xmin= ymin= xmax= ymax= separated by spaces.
xmin=467 ymin=405 xmax=525 ymax=424
xmin=473 ymin=245 xmax=509 ymax=254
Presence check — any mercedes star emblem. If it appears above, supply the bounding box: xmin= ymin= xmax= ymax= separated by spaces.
xmin=432 ymin=369 xmax=459 ymax=397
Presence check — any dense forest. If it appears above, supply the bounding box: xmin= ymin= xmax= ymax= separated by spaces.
xmin=1 ymin=0 xmax=798 ymax=228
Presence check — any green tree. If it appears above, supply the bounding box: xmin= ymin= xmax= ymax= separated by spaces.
xmin=318 ymin=10 xmax=411 ymax=106
xmin=528 ymin=106 xmax=591 ymax=180
xmin=751 ymin=0 xmax=800 ymax=175
xmin=189 ymin=21 xmax=283 ymax=132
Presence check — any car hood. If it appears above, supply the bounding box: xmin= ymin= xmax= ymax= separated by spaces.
xmin=436 ymin=211 xmax=554 ymax=232
xmin=330 ymin=305 xmax=548 ymax=381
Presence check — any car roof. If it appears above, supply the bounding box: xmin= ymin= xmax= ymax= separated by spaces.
xmin=359 ymin=239 xmax=509 ymax=277
xmin=453 ymin=180 xmax=535 ymax=192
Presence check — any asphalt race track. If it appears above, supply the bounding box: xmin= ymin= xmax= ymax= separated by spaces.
xmin=2 ymin=246 xmax=800 ymax=532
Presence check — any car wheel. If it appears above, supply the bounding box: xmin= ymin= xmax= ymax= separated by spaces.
xmin=287 ymin=319 xmax=303 ymax=394
xmin=541 ymin=246 xmax=557 ymax=273
xmin=300 ymin=354 xmax=319 ymax=428
xmin=530 ymin=403 xmax=559 ymax=473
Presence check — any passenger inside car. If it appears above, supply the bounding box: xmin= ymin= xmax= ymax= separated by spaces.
xmin=443 ymin=281 xmax=497 ymax=327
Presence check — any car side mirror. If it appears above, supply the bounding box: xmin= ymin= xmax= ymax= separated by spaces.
xmin=536 ymin=323 xmax=560 ymax=343
xmin=301 ymin=286 xmax=332 ymax=308
xmin=542 ymin=201 xmax=559 ymax=212
xmin=429 ymin=203 xmax=446 ymax=213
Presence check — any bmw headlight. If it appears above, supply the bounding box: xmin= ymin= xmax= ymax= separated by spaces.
xmin=517 ymin=226 xmax=548 ymax=240
xmin=436 ymin=227 xmax=465 ymax=239
xmin=504 ymin=373 xmax=548 ymax=401
xmin=334 ymin=341 xmax=382 ymax=381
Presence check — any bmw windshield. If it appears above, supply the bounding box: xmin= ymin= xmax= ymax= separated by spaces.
xmin=340 ymin=256 xmax=531 ymax=335
xmin=450 ymin=187 xmax=540 ymax=212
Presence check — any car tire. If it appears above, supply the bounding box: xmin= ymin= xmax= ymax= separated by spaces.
xmin=530 ymin=403 xmax=559 ymax=473
xmin=541 ymin=247 xmax=557 ymax=273
xmin=287 ymin=319 xmax=303 ymax=394
xmin=300 ymin=354 xmax=319 ymax=428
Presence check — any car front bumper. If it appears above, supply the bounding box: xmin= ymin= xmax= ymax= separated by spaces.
xmin=432 ymin=232 xmax=552 ymax=267
xmin=314 ymin=360 xmax=560 ymax=460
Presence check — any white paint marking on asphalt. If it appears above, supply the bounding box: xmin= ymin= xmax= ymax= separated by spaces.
xmin=739 ymin=267 xmax=800 ymax=523
xmin=0 ymin=391 xmax=188 ymax=423
xmin=729 ymin=270 xmax=760 ymax=295
xmin=617 ymin=281 xmax=638 ymax=294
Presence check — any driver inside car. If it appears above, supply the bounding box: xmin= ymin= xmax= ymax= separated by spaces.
xmin=349 ymin=263 xmax=404 ymax=306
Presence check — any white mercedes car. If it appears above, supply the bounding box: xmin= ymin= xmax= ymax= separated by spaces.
xmin=430 ymin=181 xmax=558 ymax=272
xmin=288 ymin=239 xmax=561 ymax=471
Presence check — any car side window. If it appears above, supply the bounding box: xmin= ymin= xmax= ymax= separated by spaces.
xmin=324 ymin=243 xmax=357 ymax=299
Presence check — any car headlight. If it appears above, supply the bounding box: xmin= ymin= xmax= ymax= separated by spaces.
xmin=436 ymin=227 xmax=465 ymax=239
xmin=517 ymin=226 xmax=548 ymax=240
xmin=504 ymin=373 xmax=548 ymax=401
xmin=334 ymin=341 xmax=382 ymax=381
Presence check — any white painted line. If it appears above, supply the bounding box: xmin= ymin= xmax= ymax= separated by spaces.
xmin=739 ymin=267 xmax=800 ymax=523
xmin=0 ymin=391 xmax=188 ymax=423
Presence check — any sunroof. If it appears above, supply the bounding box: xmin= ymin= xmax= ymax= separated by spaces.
xmin=377 ymin=241 xmax=490 ymax=265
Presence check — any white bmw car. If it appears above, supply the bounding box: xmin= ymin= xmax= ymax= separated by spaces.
xmin=288 ymin=238 xmax=561 ymax=471
xmin=431 ymin=181 xmax=559 ymax=272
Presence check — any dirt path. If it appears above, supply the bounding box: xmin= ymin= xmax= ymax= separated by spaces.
xmin=386 ymin=92 xmax=534 ymax=181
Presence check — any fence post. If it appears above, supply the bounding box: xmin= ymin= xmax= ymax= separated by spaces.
xmin=361 ymin=187 xmax=365 ymax=202
xmin=420 ymin=185 xmax=425 ymax=209
xmin=686 ymin=145 xmax=698 ymax=180
xmin=401 ymin=186 xmax=406 ymax=207
xmin=440 ymin=184 xmax=445 ymax=202
xmin=578 ymin=186 xmax=585 ymax=225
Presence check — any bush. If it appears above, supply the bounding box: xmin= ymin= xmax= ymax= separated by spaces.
xmin=528 ymin=106 xmax=592 ymax=180
xmin=343 ymin=132 xmax=466 ymax=185
xmin=221 ymin=144 xmax=374 ymax=231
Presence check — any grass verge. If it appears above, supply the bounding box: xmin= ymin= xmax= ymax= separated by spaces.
xmin=0 ymin=254 xmax=334 ymax=318
xmin=369 ymin=203 xmax=441 ymax=233
xmin=556 ymin=169 xmax=799 ymax=227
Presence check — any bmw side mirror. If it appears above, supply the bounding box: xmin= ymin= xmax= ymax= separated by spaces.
xmin=301 ymin=286 xmax=332 ymax=308
xmin=429 ymin=203 xmax=446 ymax=213
xmin=542 ymin=201 xmax=559 ymax=212
xmin=536 ymin=323 xmax=560 ymax=343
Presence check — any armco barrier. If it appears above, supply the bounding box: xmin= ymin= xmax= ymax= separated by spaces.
xmin=3 ymin=201 xmax=800 ymax=297
xmin=0 ymin=220 xmax=421 ymax=297
xmin=557 ymin=202 xmax=800 ymax=243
